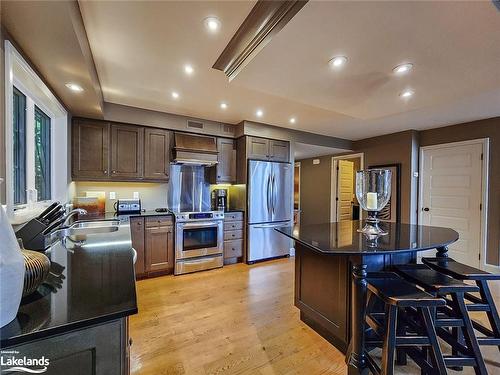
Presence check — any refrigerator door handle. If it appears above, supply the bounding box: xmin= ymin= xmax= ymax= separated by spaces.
xmin=272 ymin=172 xmax=277 ymax=216
xmin=270 ymin=173 xmax=274 ymax=216
xmin=252 ymin=222 xmax=289 ymax=229
xmin=266 ymin=174 xmax=271 ymax=215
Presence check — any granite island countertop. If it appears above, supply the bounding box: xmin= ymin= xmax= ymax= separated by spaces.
xmin=0 ymin=221 xmax=138 ymax=348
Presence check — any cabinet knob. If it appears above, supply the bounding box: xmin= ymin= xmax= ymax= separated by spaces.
xmin=103 ymin=170 xmax=107 ymax=174
xmin=232 ymin=248 xmax=235 ymax=251
xmin=129 ymin=338 xmax=133 ymax=346
xmin=112 ymin=170 xmax=116 ymax=174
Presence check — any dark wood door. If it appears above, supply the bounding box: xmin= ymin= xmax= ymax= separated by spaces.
xmin=130 ymin=217 xmax=145 ymax=278
xmin=216 ymin=138 xmax=236 ymax=183
xmin=144 ymin=128 xmax=170 ymax=181
xmin=72 ymin=119 xmax=110 ymax=179
xmin=145 ymin=225 xmax=174 ymax=273
xmin=110 ymin=124 xmax=144 ymax=179
xmin=247 ymin=136 xmax=270 ymax=160
xmin=269 ymin=139 xmax=289 ymax=162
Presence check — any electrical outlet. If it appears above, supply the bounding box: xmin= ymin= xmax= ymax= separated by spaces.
xmin=109 ymin=192 xmax=116 ymax=200
xmin=133 ymin=192 xmax=139 ymax=199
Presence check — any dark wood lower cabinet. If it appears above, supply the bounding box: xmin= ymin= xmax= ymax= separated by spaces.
xmin=130 ymin=216 xmax=174 ymax=278
xmin=3 ymin=318 xmax=130 ymax=375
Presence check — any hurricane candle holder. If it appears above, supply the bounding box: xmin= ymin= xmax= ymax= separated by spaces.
xmin=355 ymin=169 xmax=392 ymax=237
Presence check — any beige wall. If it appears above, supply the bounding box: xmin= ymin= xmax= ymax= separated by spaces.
xmin=420 ymin=117 xmax=500 ymax=266
xmin=298 ymin=156 xmax=332 ymax=225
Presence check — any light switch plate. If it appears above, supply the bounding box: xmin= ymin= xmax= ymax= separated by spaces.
xmin=109 ymin=192 xmax=116 ymax=200
xmin=133 ymin=192 xmax=140 ymax=199
xmin=313 ymin=159 xmax=320 ymax=165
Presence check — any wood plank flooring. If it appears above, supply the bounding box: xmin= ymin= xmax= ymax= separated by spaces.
xmin=130 ymin=258 xmax=500 ymax=374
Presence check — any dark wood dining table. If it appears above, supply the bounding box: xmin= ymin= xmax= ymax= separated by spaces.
xmin=276 ymin=220 xmax=459 ymax=375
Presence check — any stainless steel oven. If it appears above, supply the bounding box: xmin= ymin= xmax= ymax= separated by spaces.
xmin=174 ymin=211 xmax=224 ymax=275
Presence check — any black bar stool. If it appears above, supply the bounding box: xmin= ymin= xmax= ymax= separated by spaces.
xmin=395 ymin=264 xmax=488 ymax=375
xmin=364 ymin=272 xmax=447 ymax=375
xmin=423 ymin=257 xmax=500 ymax=348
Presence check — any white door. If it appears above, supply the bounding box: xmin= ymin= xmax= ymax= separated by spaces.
xmin=337 ymin=160 xmax=354 ymax=221
xmin=420 ymin=142 xmax=483 ymax=267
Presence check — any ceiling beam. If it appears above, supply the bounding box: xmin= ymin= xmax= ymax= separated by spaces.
xmin=213 ymin=0 xmax=308 ymax=81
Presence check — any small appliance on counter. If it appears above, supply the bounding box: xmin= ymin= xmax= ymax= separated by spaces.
xmin=114 ymin=199 xmax=141 ymax=215
xmin=211 ymin=189 xmax=228 ymax=212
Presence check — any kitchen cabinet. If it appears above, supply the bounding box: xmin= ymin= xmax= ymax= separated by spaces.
xmin=110 ymin=124 xmax=144 ymax=179
xmin=144 ymin=128 xmax=171 ymax=181
xmin=130 ymin=215 xmax=174 ymax=278
xmin=72 ymin=119 xmax=110 ymax=179
xmin=269 ymin=139 xmax=289 ymax=162
xmin=212 ymin=138 xmax=236 ymax=183
xmin=246 ymin=136 xmax=290 ymax=162
xmin=223 ymin=211 xmax=244 ymax=262
xmin=130 ymin=217 xmax=146 ymax=278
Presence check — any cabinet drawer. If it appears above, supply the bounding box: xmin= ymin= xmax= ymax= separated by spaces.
xmin=224 ymin=221 xmax=243 ymax=231
xmin=224 ymin=230 xmax=243 ymax=241
xmin=225 ymin=212 xmax=243 ymax=222
xmin=145 ymin=215 xmax=173 ymax=227
xmin=224 ymin=239 xmax=243 ymax=259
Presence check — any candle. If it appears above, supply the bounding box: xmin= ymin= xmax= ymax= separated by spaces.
xmin=366 ymin=192 xmax=378 ymax=210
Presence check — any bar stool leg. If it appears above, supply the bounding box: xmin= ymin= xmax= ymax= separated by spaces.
xmin=421 ymin=307 xmax=447 ymax=374
xmin=452 ymin=293 xmax=488 ymax=375
xmin=381 ymin=305 xmax=398 ymax=375
xmin=396 ymin=307 xmax=407 ymax=366
xmin=477 ymin=280 xmax=500 ymax=351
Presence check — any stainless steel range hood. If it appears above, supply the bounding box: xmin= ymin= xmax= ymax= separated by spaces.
xmin=172 ymin=132 xmax=218 ymax=166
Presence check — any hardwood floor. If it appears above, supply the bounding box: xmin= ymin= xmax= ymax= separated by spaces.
xmin=130 ymin=258 xmax=500 ymax=374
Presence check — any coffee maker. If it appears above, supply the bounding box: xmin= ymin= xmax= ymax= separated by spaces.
xmin=212 ymin=189 xmax=228 ymax=211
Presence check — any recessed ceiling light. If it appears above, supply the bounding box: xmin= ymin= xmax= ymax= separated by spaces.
xmin=184 ymin=64 xmax=194 ymax=75
xmin=400 ymin=89 xmax=414 ymax=99
xmin=393 ymin=63 xmax=413 ymax=75
xmin=256 ymin=109 xmax=264 ymax=117
xmin=329 ymin=56 xmax=348 ymax=69
xmin=289 ymin=117 xmax=296 ymax=124
xmin=171 ymin=91 xmax=180 ymax=99
xmin=204 ymin=17 xmax=221 ymax=33
xmin=65 ymin=83 xmax=83 ymax=92
xmin=220 ymin=102 xmax=228 ymax=110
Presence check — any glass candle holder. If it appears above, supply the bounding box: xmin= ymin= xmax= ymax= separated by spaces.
xmin=355 ymin=169 xmax=392 ymax=236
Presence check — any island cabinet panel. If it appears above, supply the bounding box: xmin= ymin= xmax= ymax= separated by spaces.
xmin=5 ymin=318 xmax=130 ymax=375
xmin=130 ymin=217 xmax=146 ymax=278
xmin=211 ymin=138 xmax=236 ymax=183
xmin=144 ymin=128 xmax=170 ymax=181
xmin=145 ymin=219 xmax=174 ymax=274
xmin=295 ymin=246 xmax=349 ymax=351
xmin=110 ymin=124 xmax=144 ymax=179
xmin=72 ymin=120 xmax=110 ymax=179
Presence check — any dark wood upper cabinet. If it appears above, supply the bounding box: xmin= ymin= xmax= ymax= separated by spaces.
xmin=247 ymin=136 xmax=270 ymax=160
xmin=144 ymin=128 xmax=170 ymax=181
xmin=213 ymin=138 xmax=236 ymax=183
xmin=110 ymin=124 xmax=144 ymax=179
xmin=72 ymin=120 xmax=110 ymax=179
xmin=269 ymin=139 xmax=289 ymax=162
xmin=145 ymin=224 xmax=174 ymax=274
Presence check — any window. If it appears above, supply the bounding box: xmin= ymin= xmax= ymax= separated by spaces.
xmin=34 ymin=106 xmax=51 ymax=201
xmin=13 ymin=87 xmax=27 ymax=205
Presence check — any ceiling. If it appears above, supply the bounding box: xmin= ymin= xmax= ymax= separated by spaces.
xmin=3 ymin=1 xmax=500 ymax=141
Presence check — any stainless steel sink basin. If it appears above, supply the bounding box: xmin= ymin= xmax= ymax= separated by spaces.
xmin=45 ymin=219 xmax=121 ymax=246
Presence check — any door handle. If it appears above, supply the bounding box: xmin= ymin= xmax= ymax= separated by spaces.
xmin=266 ymin=175 xmax=272 ymax=214
xmin=422 ymin=207 xmax=430 ymax=212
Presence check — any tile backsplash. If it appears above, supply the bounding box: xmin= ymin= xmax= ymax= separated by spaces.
xmin=70 ymin=181 xmax=168 ymax=212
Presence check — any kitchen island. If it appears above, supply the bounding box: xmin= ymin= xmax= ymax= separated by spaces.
xmin=0 ymin=221 xmax=138 ymax=375
xmin=276 ymin=220 xmax=458 ymax=375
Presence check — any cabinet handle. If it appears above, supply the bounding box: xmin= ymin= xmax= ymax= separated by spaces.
xmin=103 ymin=170 xmax=107 ymax=174
xmin=129 ymin=338 xmax=133 ymax=346
xmin=232 ymin=248 xmax=235 ymax=251
xmin=112 ymin=170 xmax=116 ymax=174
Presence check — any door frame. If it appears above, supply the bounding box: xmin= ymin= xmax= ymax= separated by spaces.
xmin=330 ymin=153 xmax=364 ymax=222
xmin=418 ymin=138 xmax=491 ymax=271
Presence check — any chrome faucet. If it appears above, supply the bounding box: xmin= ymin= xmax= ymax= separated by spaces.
xmin=62 ymin=208 xmax=87 ymax=226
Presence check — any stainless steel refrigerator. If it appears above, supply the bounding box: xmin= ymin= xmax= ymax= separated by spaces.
xmin=247 ymin=160 xmax=293 ymax=262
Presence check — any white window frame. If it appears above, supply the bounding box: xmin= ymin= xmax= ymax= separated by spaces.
xmin=4 ymin=40 xmax=68 ymax=221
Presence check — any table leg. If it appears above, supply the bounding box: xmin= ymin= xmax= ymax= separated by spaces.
xmin=436 ymin=246 xmax=449 ymax=258
xmin=347 ymin=262 xmax=369 ymax=375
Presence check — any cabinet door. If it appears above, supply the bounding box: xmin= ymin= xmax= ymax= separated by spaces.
xmin=145 ymin=225 xmax=174 ymax=273
xmin=130 ymin=217 xmax=145 ymax=278
xmin=72 ymin=120 xmax=110 ymax=179
xmin=110 ymin=124 xmax=144 ymax=179
xmin=144 ymin=128 xmax=170 ymax=181
xmin=269 ymin=139 xmax=289 ymax=162
xmin=247 ymin=136 xmax=270 ymax=160
xmin=216 ymin=138 xmax=236 ymax=183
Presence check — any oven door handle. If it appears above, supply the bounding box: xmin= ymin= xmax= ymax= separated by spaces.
xmin=180 ymin=221 xmax=221 ymax=228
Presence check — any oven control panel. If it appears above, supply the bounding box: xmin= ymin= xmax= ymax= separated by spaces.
xmin=175 ymin=211 xmax=224 ymax=222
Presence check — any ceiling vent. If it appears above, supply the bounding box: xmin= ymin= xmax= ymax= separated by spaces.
xmin=187 ymin=120 xmax=204 ymax=130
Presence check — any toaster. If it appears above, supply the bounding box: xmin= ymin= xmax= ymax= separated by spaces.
xmin=114 ymin=199 xmax=141 ymax=214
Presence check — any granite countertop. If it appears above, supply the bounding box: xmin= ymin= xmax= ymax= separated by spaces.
xmin=276 ymin=221 xmax=459 ymax=256
xmin=0 ymin=222 xmax=138 ymax=348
